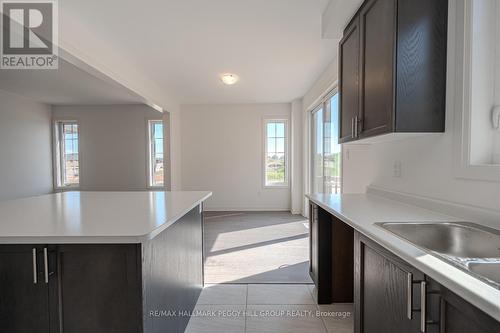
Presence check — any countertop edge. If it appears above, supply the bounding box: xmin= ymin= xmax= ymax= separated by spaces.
xmin=140 ymin=191 xmax=213 ymax=242
xmin=306 ymin=193 xmax=500 ymax=322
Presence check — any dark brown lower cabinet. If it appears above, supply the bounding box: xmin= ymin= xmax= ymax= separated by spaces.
xmin=354 ymin=231 xmax=500 ymax=333
xmin=57 ymin=245 xmax=142 ymax=333
xmin=0 ymin=246 xmax=57 ymax=333
xmin=426 ymin=278 xmax=500 ymax=333
xmin=355 ymin=232 xmax=424 ymax=333
xmin=0 ymin=206 xmax=203 ymax=333
xmin=309 ymin=202 xmax=353 ymax=304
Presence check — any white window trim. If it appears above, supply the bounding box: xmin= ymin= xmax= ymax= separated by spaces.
xmin=310 ymin=104 xmax=323 ymax=194
xmin=52 ymin=119 xmax=81 ymax=191
xmin=306 ymin=87 xmax=343 ymax=195
xmin=452 ymin=0 xmax=500 ymax=182
xmin=147 ymin=119 xmax=165 ymax=189
xmin=263 ymin=117 xmax=290 ymax=189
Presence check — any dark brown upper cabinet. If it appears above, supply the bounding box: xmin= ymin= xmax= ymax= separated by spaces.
xmin=339 ymin=0 xmax=448 ymax=143
xmin=339 ymin=17 xmax=360 ymax=143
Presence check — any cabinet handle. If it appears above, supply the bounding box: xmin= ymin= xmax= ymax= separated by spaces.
xmin=421 ymin=281 xmax=427 ymax=333
xmin=351 ymin=118 xmax=355 ymax=138
xmin=43 ymin=248 xmax=49 ymax=284
xmin=407 ymin=272 xmax=413 ymax=319
xmin=355 ymin=116 xmax=359 ymax=138
xmin=32 ymin=248 xmax=37 ymax=284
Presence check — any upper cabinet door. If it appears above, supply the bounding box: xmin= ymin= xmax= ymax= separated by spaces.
xmin=395 ymin=0 xmax=447 ymax=132
xmin=338 ymin=0 xmax=447 ymax=142
xmin=359 ymin=0 xmax=396 ymax=138
xmin=339 ymin=17 xmax=360 ymax=143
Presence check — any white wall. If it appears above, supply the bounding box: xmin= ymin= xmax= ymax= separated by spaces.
xmin=0 ymin=90 xmax=53 ymax=201
xmin=291 ymin=99 xmax=303 ymax=214
xmin=302 ymin=57 xmax=338 ymax=111
xmin=345 ymin=0 xmax=500 ymax=213
xmin=169 ymin=109 xmax=183 ymax=191
xmin=180 ymin=104 xmax=291 ymax=211
xmin=52 ymin=105 xmax=164 ymax=191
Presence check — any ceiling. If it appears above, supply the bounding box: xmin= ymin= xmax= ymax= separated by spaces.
xmin=0 ymin=57 xmax=144 ymax=105
xmin=58 ymin=0 xmax=335 ymax=105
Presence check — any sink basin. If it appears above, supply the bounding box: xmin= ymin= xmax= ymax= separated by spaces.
xmin=377 ymin=222 xmax=500 ymax=258
xmin=469 ymin=262 xmax=500 ymax=286
xmin=376 ymin=222 xmax=500 ymax=289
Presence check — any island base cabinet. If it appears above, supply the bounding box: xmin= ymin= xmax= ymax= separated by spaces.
xmin=57 ymin=245 xmax=142 ymax=333
xmin=142 ymin=205 xmax=204 ymax=333
xmin=0 ymin=205 xmax=204 ymax=333
xmin=0 ymin=246 xmax=57 ymax=333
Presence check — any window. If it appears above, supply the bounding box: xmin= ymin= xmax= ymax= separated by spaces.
xmin=311 ymin=106 xmax=324 ymax=193
xmin=453 ymin=0 xmax=500 ymax=181
xmin=148 ymin=120 xmax=164 ymax=187
xmin=468 ymin=0 xmax=500 ymax=166
xmin=264 ymin=119 xmax=288 ymax=187
xmin=54 ymin=121 xmax=80 ymax=188
xmin=324 ymin=93 xmax=341 ymax=194
xmin=310 ymin=91 xmax=341 ymax=194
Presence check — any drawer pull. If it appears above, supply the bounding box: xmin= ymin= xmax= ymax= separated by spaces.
xmin=32 ymin=248 xmax=37 ymax=284
xmin=407 ymin=272 xmax=413 ymax=319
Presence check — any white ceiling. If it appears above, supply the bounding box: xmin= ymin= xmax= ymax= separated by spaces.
xmin=58 ymin=0 xmax=335 ymax=105
xmin=0 ymin=57 xmax=144 ymax=105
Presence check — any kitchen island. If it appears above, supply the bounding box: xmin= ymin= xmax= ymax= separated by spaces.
xmin=0 ymin=191 xmax=212 ymax=333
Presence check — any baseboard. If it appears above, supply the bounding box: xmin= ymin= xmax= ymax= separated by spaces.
xmin=291 ymin=209 xmax=305 ymax=216
xmin=367 ymin=185 xmax=500 ymax=226
xmin=204 ymin=207 xmax=292 ymax=212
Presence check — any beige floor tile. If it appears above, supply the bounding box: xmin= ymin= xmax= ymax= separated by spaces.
xmin=246 ymin=304 xmax=327 ymax=333
xmin=185 ymin=305 xmax=246 ymax=333
xmin=247 ymin=284 xmax=315 ymax=305
xmin=197 ymin=284 xmax=247 ymax=305
xmin=318 ymin=304 xmax=354 ymax=333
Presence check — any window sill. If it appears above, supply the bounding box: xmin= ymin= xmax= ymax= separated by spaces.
xmin=54 ymin=186 xmax=80 ymax=192
xmin=147 ymin=186 xmax=166 ymax=191
xmin=263 ymin=184 xmax=290 ymax=189
xmin=454 ymin=163 xmax=500 ymax=183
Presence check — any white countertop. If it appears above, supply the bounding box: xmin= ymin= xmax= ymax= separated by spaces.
xmin=306 ymin=193 xmax=500 ymax=322
xmin=0 ymin=191 xmax=212 ymax=244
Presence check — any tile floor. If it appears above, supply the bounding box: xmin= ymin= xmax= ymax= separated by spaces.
xmin=185 ymin=284 xmax=354 ymax=333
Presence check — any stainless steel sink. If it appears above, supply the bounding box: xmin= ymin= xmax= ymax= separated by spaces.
xmin=469 ymin=262 xmax=500 ymax=286
xmin=376 ymin=222 xmax=500 ymax=288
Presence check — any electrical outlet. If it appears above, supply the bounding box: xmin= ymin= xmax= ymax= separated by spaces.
xmin=393 ymin=160 xmax=402 ymax=178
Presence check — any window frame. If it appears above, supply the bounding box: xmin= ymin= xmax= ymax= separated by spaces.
xmin=52 ymin=119 xmax=81 ymax=191
xmin=323 ymin=90 xmax=342 ymax=194
xmin=453 ymin=0 xmax=500 ymax=182
xmin=310 ymin=104 xmax=324 ymax=194
xmin=147 ymin=119 xmax=165 ymax=189
xmin=263 ymin=117 xmax=290 ymax=189
xmin=307 ymin=87 xmax=342 ymax=195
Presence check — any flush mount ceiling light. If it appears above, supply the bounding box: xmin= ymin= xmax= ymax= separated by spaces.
xmin=220 ymin=73 xmax=239 ymax=85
